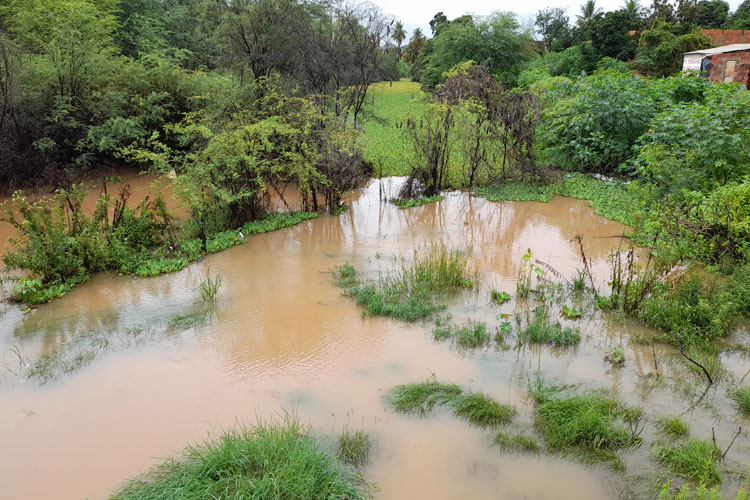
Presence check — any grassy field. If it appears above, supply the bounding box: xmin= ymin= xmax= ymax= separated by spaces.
xmin=361 ymin=81 xmax=427 ymax=176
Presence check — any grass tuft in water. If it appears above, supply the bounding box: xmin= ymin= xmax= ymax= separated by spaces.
xmin=390 ymin=195 xmax=444 ymax=209
xmin=494 ymin=431 xmax=541 ymax=452
xmin=651 ymin=438 xmax=722 ymax=485
xmin=111 ymin=414 xmax=368 ymax=500
xmin=197 ymin=270 xmax=223 ymax=302
xmin=169 ymin=311 xmax=208 ymax=329
xmin=432 ymin=320 xmax=490 ymax=348
xmin=343 ymin=247 xmax=474 ymax=321
xmin=532 ymin=382 xmax=643 ymax=457
xmin=731 ymin=385 xmax=750 ymax=412
xmin=337 ymin=428 xmax=371 ymax=467
xmin=656 ymin=415 xmax=691 ymax=438
xmin=334 ymin=264 xmax=358 ymax=288
xmin=519 ymin=308 xmax=580 ymax=345
xmin=388 ymin=378 xmax=514 ymax=428
xmin=388 ymin=379 xmax=463 ymax=416
xmin=452 ymin=392 xmax=515 ymax=427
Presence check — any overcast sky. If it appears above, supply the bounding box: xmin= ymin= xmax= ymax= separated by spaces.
xmin=372 ymin=0 xmax=745 ymax=39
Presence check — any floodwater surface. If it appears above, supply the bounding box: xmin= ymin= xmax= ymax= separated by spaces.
xmin=0 ymin=178 xmax=747 ymax=500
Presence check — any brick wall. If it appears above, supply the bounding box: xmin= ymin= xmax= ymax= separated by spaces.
xmin=701 ymin=30 xmax=750 ymax=46
xmin=708 ymin=50 xmax=750 ymax=87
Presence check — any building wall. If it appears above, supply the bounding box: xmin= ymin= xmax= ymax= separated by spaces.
xmin=701 ymin=30 xmax=750 ymax=45
xmin=707 ymin=50 xmax=750 ymax=87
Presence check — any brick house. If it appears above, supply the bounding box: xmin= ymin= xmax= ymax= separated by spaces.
xmin=682 ymin=44 xmax=750 ymax=88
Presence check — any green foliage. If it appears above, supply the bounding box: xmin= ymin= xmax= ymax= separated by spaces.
xmin=534 ymin=389 xmax=643 ymax=452
xmin=520 ymin=307 xmax=581 ymax=345
xmin=111 ymin=415 xmax=367 ymax=500
xmin=491 ymin=290 xmax=512 ymax=305
xmin=658 ymin=480 xmax=749 ymax=500
xmin=198 ymin=271 xmax=223 ymax=302
xmin=388 ymin=378 xmax=515 ymax=427
xmin=561 ymin=305 xmax=583 ymax=319
xmin=731 ymin=385 xmax=750 ymax=412
xmin=656 ymin=415 xmax=691 ymax=437
xmin=636 ymin=21 xmax=711 ymax=77
xmin=607 ymin=346 xmax=626 ymax=364
xmin=418 ymin=12 xmax=532 ymax=88
xmin=432 ymin=320 xmax=491 ymax=348
xmin=390 ymin=195 xmax=444 ymax=209
xmin=494 ymin=431 xmax=541 ymax=452
xmin=452 ymin=392 xmax=515 ymax=427
xmin=343 ymin=247 xmax=474 ymax=321
xmin=651 ymin=439 xmax=722 ymax=485
xmin=337 ymin=429 xmax=371 ymax=467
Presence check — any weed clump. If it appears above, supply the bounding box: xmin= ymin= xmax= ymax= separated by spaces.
xmin=337 ymin=429 xmax=371 ymax=467
xmin=519 ymin=308 xmax=580 ymax=345
xmin=390 ymin=195 xmax=444 ymax=209
xmin=342 ymin=247 xmax=474 ymax=321
xmin=388 ymin=378 xmax=514 ymax=428
xmin=656 ymin=416 xmax=691 ymax=437
xmin=731 ymin=385 xmax=750 ymax=412
xmin=494 ymin=431 xmax=541 ymax=452
xmin=432 ymin=321 xmax=490 ymax=349
xmin=491 ymin=289 xmax=512 ymax=305
xmin=111 ymin=415 xmax=367 ymax=500
xmin=651 ymin=438 xmax=722 ymax=485
xmin=452 ymin=393 xmax=515 ymax=427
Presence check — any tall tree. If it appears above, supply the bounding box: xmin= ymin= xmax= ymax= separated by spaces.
xmin=535 ymin=7 xmax=571 ymax=53
xmin=728 ymin=0 xmax=750 ymax=28
xmin=429 ymin=12 xmax=448 ymax=34
xmin=405 ymin=27 xmax=426 ymax=63
xmin=392 ymin=20 xmax=406 ymax=60
xmin=577 ymin=0 xmax=603 ymax=25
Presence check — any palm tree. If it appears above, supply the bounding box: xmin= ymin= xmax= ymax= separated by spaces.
xmin=576 ymin=0 xmax=602 ymax=25
xmin=405 ymin=28 xmax=426 ymax=64
xmin=622 ymin=0 xmax=644 ymax=18
xmin=392 ymin=21 xmax=407 ymax=60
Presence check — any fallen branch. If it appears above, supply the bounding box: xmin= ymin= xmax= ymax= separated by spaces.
xmin=679 ymin=347 xmax=713 ymax=385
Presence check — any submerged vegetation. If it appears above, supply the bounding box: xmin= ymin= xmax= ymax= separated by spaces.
xmin=390 ymin=195 xmax=444 ymax=209
xmin=111 ymin=415 xmax=368 ymax=500
xmin=388 ymin=377 xmax=514 ymax=427
xmin=432 ymin=320 xmax=491 ymax=349
xmin=337 ymin=428 xmax=372 ymax=467
xmin=337 ymin=247 xmax=474 ymax=321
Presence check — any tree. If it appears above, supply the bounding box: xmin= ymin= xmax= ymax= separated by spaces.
xmin=535 ymin=7 xmax=571 ymax=53
xmin=728 ymin=0 xmax=750 ymax=29
xmin=429 ymin=12 xmax=448 ymax=34
xmin=392 ymin=21 xmax=406 ymax=60
xmin=577 ymin=0 xmax=603 ymax=25
xmin=679 ymin=0 xmax=730 ymax=28
xmin=587 ymin=11 xmax=639 ymax=60
xmin=420 ymin=13 xmax=532 ymax=87
xmin=405 ymin=28 xmax=426 ymax=63
xmin=636 ymin=20 xmax=711 ymax=76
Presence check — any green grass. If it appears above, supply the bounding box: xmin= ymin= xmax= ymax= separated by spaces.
xmin=452 ymin=392 xmax=515 ymax=427
xmin=494 ymin=431 xmax=541 ymax=452
xmin=519 ymin=308 xmax=581 ymax=345
xmin=731 ymin=385 xmax=750 ymax=412
xmin=337 ymin=428 xmax=371 ymax=467
xmin=658 ymin=481 xmax=749 ymax=499
xmin=197 ymin=271 xmax=223 ymax=302
xmin=388 ymin=379 xmax=463 ymax=415
xmin=656 ymin=415 xmax=691 ymax=437
xmin=651 ymin=438 xmax=722 ymax=485
xmin=360 ymin=81 xmax=427 ymax=176
xmin=432 ymin=320 xmax=491 ymax=349
xmin=531 ymin=381 xmax=643 ymax=457
xmin=388 ymin=378 xmax=514 ymax=428
xmin=334 ymin=263 xmax=358 ymax=288
xmin=390 ymin=195 xmax=444 ymax=208
xmin=343 ymin=247 xmax=474 ymax=321
xmin=169 ymin=311 xmax=208 ymax=329
xmin=111 ymin=415 xmax=368 ymax=500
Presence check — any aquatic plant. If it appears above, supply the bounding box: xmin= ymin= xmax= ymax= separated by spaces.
xmin=198 ymin=270 xmax=223 ymax=302
xmin=388 ymin=377 xmax=514 ymax=428
xmin=491 ymin=289 xmax=512 ymax=305
xmin=390 ymin=195 xmax=444 ymax=208
xmin=111 ymin=414 xmax=368 ymax=500
xmin=337 ymin=428 xmax=372 ymax=467
xmin=561 ymin=304 xmax=583 ymax=319
xmin=519 ymin=308 xmax=580 ymax=345
xmin=651 ymin=438 xmax=722 ymax=485
xmin=344 ymin=246 xmax=474 ymax=321
xmin=655 ymin=415 xmax=691 ymax=437
xmin=494 ymin=431 xmax=541 ymax=452
xmin=658 ymin=480 xmax=749 ymax=499
xmin=432 ymin=320 xmax=490 ymax=349
xmin=731 ymin=385 xmax=750 ymax=412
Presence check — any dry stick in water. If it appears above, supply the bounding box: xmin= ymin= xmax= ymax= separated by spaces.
xmin=651 ymin=344 xmax=659 ymax=376
xmin=722 ymin=427 xmax=742 ymax=460
xmin=574 ymin=234 xmax=598 ymax=298
xmin=679 ymin=347 xmax=713 ymax=385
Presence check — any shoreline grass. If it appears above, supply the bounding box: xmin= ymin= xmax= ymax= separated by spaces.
xmin=111 ymin=415 xmax=369 ymax=500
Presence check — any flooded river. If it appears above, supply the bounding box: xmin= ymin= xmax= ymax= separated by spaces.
xmin=0 ymin=178 xmax=747 ymax=499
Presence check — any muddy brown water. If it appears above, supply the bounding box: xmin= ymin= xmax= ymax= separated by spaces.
xmin=0 ymin=177 xmax=748 ymax=500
